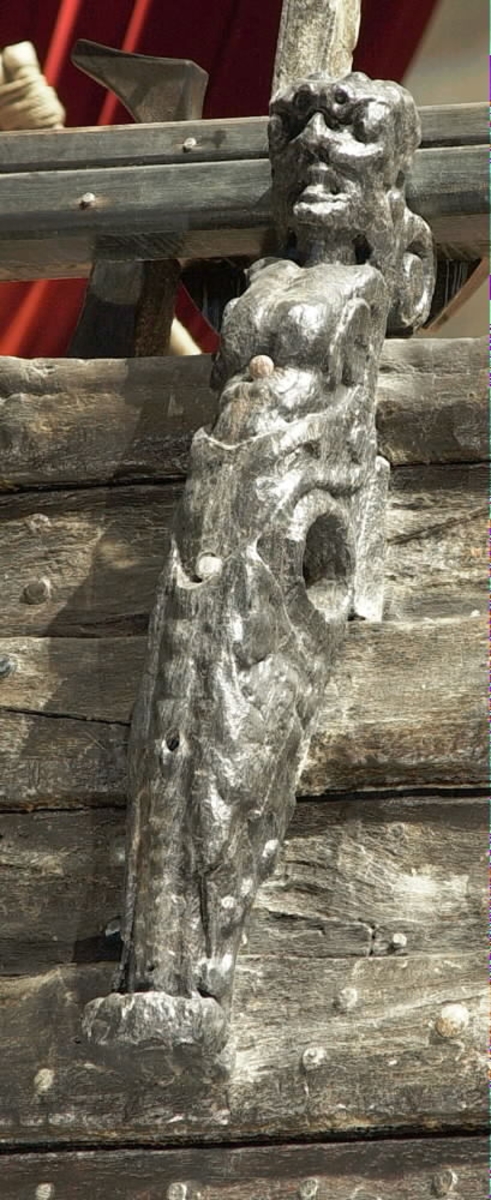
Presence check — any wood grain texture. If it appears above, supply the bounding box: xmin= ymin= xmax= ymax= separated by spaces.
xmin=0 ymin=145 xmax=485 ymax=282
xmin=0 ymin=794 xmax=485 ymax=974
xmin=272 ymin=0 xmax=360 ymax=90
xmin=0 ymin=338 xmax=485 ymax=490
xmin=0 ymin=614 xmax=486 ymax=806
xmin=0 ymin=950 xmax=485 ymax=1144
xmin=0 ymin=465 xmax=485 ymax=638
xmin=1 ymin=1137 xmax=486 ymax=1198
xmin=0 ymin=105 xmax=485 ymax=175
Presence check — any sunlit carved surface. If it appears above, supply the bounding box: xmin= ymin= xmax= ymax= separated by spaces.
xmin=83 ymin=72 xmax=434 ymax=1067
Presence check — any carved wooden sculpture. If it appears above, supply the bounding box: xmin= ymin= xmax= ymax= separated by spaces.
xmin=83 ymin=71 xmax=435 ymax=1067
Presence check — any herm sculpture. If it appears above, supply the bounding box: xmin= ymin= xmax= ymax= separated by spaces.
xmin=83 ymin=71 xmax=435 ymax=1067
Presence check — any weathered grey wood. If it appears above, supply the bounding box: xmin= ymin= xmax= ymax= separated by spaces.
xmin=272 ymin=0 xmax=360 ymax=91
xmin=376 ymin=336 xmax=487 ymax=465
xmin=385 ymin=464 xmax=486 ymax=621
xmin=0 ymin=466 xmax=485 ymax=636
xmin=0 ymin=950 xmax=485 ymax=1143
xmin=0 ymin=710 xmax=127 ymax=809
xmin=1 ymin=1137 xmax=486 ymax=1198
xmin=0 ymin=338 xmax=485 ymax=490
xmin=0 ymin=794 xmax=485 ymax=974
xmin=0 ymin=615 xmax=485 ymax=797
xmin=0 ymin=105 xmax=485 ymax=175
xmin=0 ymin=145 xmax=485 ymax=282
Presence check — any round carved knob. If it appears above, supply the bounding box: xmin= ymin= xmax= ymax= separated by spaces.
xmin=248 ymin=354 xmax=274 ymax=378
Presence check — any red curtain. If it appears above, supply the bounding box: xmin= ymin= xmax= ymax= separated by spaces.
xmin=0 ymin=0 xmax=440 ymax=357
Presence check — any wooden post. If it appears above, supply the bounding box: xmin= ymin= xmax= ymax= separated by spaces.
xmin=272 ymin=0 xmax=362 ymax=92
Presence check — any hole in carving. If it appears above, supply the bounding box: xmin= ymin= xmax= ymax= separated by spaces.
xmin=165 ymin=730 xmax=180 ymax=752
xmin=303 ymin=512 xmax=353 ymax=618
xmin=353 ymin=235 xmax=372 ymax=265
xmin=396 ymin=170 xmax=405 ymax=189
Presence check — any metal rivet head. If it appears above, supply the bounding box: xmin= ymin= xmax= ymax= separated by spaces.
xmin=23 ymin=577 xmax=52 ymax=605
xmin=79 ymin=192 xmax=96 ymax=209
xmin=333 ymin=986 xmax=358 ymax=1013
xmin=431 ymin=1168 xmax=458 ymax=1197
xmin=435 ymin=1003 xmax=469 ymax=1039
xmin=35 ymin=1186 xmax=55 ymax=1200
xmin=34 ymin=1067 xmax=54 ymax=1094
xmin=298 ymin=1180 xmax=319 ymax=1200
xmin=248 ymin=354 xmax=275 ymax=379
xmin=301 ymin=1045 xmax=326 ymax=1072
xmin=182 ymin=137 xmax=197 ymax=152
xmin=0 ymin=654 xmax=16 ymax=680
xmin=167 ymin=1186 xmax=189 ymax=1200
xmin=391 ymin=931 xmax=407 ymax=951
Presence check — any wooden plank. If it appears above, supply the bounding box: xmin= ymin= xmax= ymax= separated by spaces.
xmin=0 ymin=709 xmax=127 ymax=809
xmin=0 ymin=105 xmax=485 ymax=174
xmin=0 ymin=950 xmax=485 ymax=1143
xmin=0 ymin=145 xmax=485 ymax=281
xmin=1 ymin=1137 xmax=486 ymax=1198
xmin=0 ymin=338 xmax=486 ymax=490
xmin=0 ymin=465 xmax=485 ymax=637
xmin=0 ymin=615 xmax=485 ymax=801
xmin=0 ymin=794 xmax=485 ymax=974
xmin=376 ymin=336 xmax=487 ymax=465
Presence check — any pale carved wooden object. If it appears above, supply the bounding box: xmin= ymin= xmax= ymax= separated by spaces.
xmin=272 ymin=0 xmax=361 ymax=91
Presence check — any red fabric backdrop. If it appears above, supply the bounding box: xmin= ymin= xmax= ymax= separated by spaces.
xmin=0 ymin=0 xmax=439 ymax=356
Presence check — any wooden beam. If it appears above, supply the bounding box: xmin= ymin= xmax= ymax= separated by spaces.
xmin=0 ymin=144 xmax=486 ymax=280
xmin=0 ymin=951 xmax=485 ymax=1144
xmin=0 ymin=1138 xmax=486 ymax=1198
xmin=0 ymin=338 xmax=486 ymax=490
xmin=0 ymin=794 xmax=485 ymax=973
xmin=272 ymin=0 xmax=361 ymax=92
xmin=0 ymin=615 xmax=486 ymax=800
xmin=0 ymin=466 xmax=485 ymax=637
xmin=0 ymin=105 xmax=486 ymax=174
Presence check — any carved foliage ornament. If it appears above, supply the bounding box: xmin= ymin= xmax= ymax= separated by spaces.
xmin=83 ymin=72 xmax=435 ymax=1068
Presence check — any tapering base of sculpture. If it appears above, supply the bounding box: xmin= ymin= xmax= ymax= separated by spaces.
xmin=83 ymin=990 xmax=228 ymax=1063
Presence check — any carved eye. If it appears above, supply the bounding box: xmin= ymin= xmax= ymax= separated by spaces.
xmin=295 ymin=87 xmax=313 ymax=113
xmin=333 ymin=86 xmax=349 ymax=105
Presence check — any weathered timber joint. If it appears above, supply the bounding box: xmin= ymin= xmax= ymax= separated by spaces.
xmin=83 ymin=71 xmax=435 ymax=1068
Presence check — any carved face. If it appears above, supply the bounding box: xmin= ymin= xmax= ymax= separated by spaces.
xmin=269 ymin=72 xmax=435 ymax=330
xmin=269 ymin=72 xmax=417 ymax=256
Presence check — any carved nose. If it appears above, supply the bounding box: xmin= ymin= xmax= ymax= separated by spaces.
xmin=301 ymin=111 xmax=330 ymax=154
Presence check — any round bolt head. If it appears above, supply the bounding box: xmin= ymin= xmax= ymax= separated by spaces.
xmin=432 ymin=1167 xmax=458 ymax=1196
xmin=182 ymin=137 xmax=197 ymax=152
xmin=301 ymin=1045 xmax=326 ymax=1071
xmin=23 ymin=577 xmax=52 ymax=605
xmin=435 ymin=1003 xmax=469 ymax=1039
xmin=248 ymin=354 xmax=275 ymax=378
xmin=298 ymin=1181 xmax=318 ymax=1200
xmin=333 ymin=986 xmax=358 ymax=1013
xmin=79 ymin=192 xmax=96 ymax=209
xmin=391 ymin=931 xmax=407 ymax=951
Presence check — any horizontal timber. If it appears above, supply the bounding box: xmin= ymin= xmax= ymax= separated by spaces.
xmin=0 ymin=794 xmax=486 ymax=973
xmin=0 ymin=144 xmax=486 ymax=280
xmin=0 ymin=615 xmax=486 ymax=806
xmin=0 ymin=951 xmax=485 ymax=1144
xmin=0 ymin=1137 xmax=487 ymax=1196
xmin=0 ymin=466 xmax=485 ymax=636
xmin=0 ymin=104 xmax=485 ymax=174
xmin=0 ymin=338 xmax=486 ymax=490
